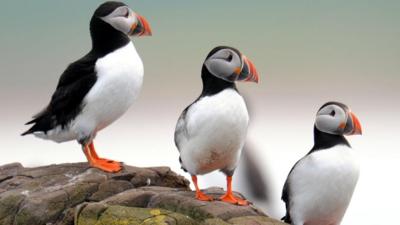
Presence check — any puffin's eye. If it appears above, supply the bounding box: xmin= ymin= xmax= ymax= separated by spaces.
xmin=123 ymin=10 xmax=129 ymax=18
xmin=226 ymin=54 xmax=233 ymax=62
xmin=330 ymin=110 xmax=335 ymax=117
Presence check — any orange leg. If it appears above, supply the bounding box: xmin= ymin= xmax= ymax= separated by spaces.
xmin=220 ymin=176 xmax=248 ymax=206
xmin=88 ymin=142 xmax=116 ymax=163
xmin=191 ymin=175 xmax=213 ymax=201
xmin=83 ymin=143 xmax=121 ymax=173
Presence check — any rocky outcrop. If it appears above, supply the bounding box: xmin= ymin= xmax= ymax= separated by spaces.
xmin=0 ymin=163 xmax=287 ymax=225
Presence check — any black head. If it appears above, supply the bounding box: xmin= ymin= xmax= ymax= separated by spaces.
xmin=89 ymin=1 xmax=152 ymax=53
xmin=315 ymin=101 xmax=362 ymax=136
xmin=199 ymin=46 xmax=260 ymax=96
xmin=311 ymin=101 xmax=362 ymax=151
xmin=93 ymin=1 xmax=127 ymax=17
xmin=202 ymin=46 xmax=259 ymax=83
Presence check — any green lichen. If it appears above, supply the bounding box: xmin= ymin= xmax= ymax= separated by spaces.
xmin=203 ymin=218 xmax=231 ymax=225
xmin=77 ymin=205 xmax=201 ymax=225
xmin=228 ymin=216 xmax=287 ymax=225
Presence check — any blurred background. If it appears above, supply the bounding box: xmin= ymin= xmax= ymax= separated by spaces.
xmin=0 ymin=1 xmax=399 ymax=224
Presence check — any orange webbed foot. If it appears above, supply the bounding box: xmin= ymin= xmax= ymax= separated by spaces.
xmin=90 ymin=160 xmax=122 ymax=173
xmin=220 ymin=193 xmax=249 ymax=206
xmin=220 ymin=175 xmax=249 ymax=206
xmin=96 ymin=158 xmax=118 ymax=165
xmin=191 ymin=175 xmax=213 ymax=202
xmin=195 ymin=191 xmax=214 ymax=201
xmin=85 ymin=142 xmax=121 ymax=173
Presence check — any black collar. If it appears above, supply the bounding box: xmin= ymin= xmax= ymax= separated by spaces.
xmin=200 ymin=66 xmax=237 ymax=97
xmin=309 ymin=126 xmax=351 ymax=154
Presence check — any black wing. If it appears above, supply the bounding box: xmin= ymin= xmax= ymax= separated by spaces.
xmin=22 ymin=54 xmax=97 ymax=135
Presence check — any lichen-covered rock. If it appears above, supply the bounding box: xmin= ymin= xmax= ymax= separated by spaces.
xmin=228 ymin=216 xmax=286 ymax=225
xmin=77 ymin=205 xmax=199 ymax=225
xmin=0 ymin=163 xmax=189 ymax=225
xmin=0 ymin=163 xmax=287 ymax=225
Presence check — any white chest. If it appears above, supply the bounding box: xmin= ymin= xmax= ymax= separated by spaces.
xmin=77 ymin=42 xmax=144 ymax=131
xmin=289 ymin=145 xmax=360 ymax=225
xmin=181 ymin=89 xmax=249 ymax=174
xmin=187 ymin=89 xmax=249 ymax=140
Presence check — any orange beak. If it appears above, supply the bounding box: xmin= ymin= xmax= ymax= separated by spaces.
xmin=349 ymin=112 xmax=362 ymax=135
xmin=137 ymin=14 xmax=152 ymax=36
xmin=129 ymin=14 xmax=152 ymax=36
xmin=237 ymin=55 xmax=259 ymax=83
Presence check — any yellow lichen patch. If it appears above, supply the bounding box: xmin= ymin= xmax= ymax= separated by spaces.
xmin=150 ymin=209 xmax=161 ymax=216
xmin=142 ymin=215 xmax=169 ymax=225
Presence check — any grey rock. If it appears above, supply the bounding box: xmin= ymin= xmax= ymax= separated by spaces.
xmin=0 ymin=163 xmax=286 ymax=225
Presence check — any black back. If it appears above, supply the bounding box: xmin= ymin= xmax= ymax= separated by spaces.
xmin=281 ymin=126 xmax=351 ymax=223
xmin=22 ymin=1 xmax=130 ymax=135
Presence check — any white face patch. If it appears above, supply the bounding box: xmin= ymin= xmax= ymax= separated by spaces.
xmin=100 ymin=6 xmax=138 ymax=35
xmin=315 ymin=104 xmax=347 ymax=135
xmin=204 ymin=49 xmax=242 ymax=81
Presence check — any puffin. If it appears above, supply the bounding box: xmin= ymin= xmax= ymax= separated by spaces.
xmin=174 ymin=46 xmax=259 ymax=205
xmin=22 ymin=1 xmax=152 ymax=173
xmin=281 ymin=102 xmax=362 ymax=225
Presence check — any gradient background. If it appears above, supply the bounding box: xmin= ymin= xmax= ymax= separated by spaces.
xmin=1 ymin=1 xmax=399 ymax=224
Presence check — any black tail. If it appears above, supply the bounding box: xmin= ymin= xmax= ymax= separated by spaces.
xmin=21 ymin=110 xmax=52 ymax=136
xmin=21 ymin=119 xmax=40 ymax=136
xmin=21 ymin=129 xmax=33 ymax=136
